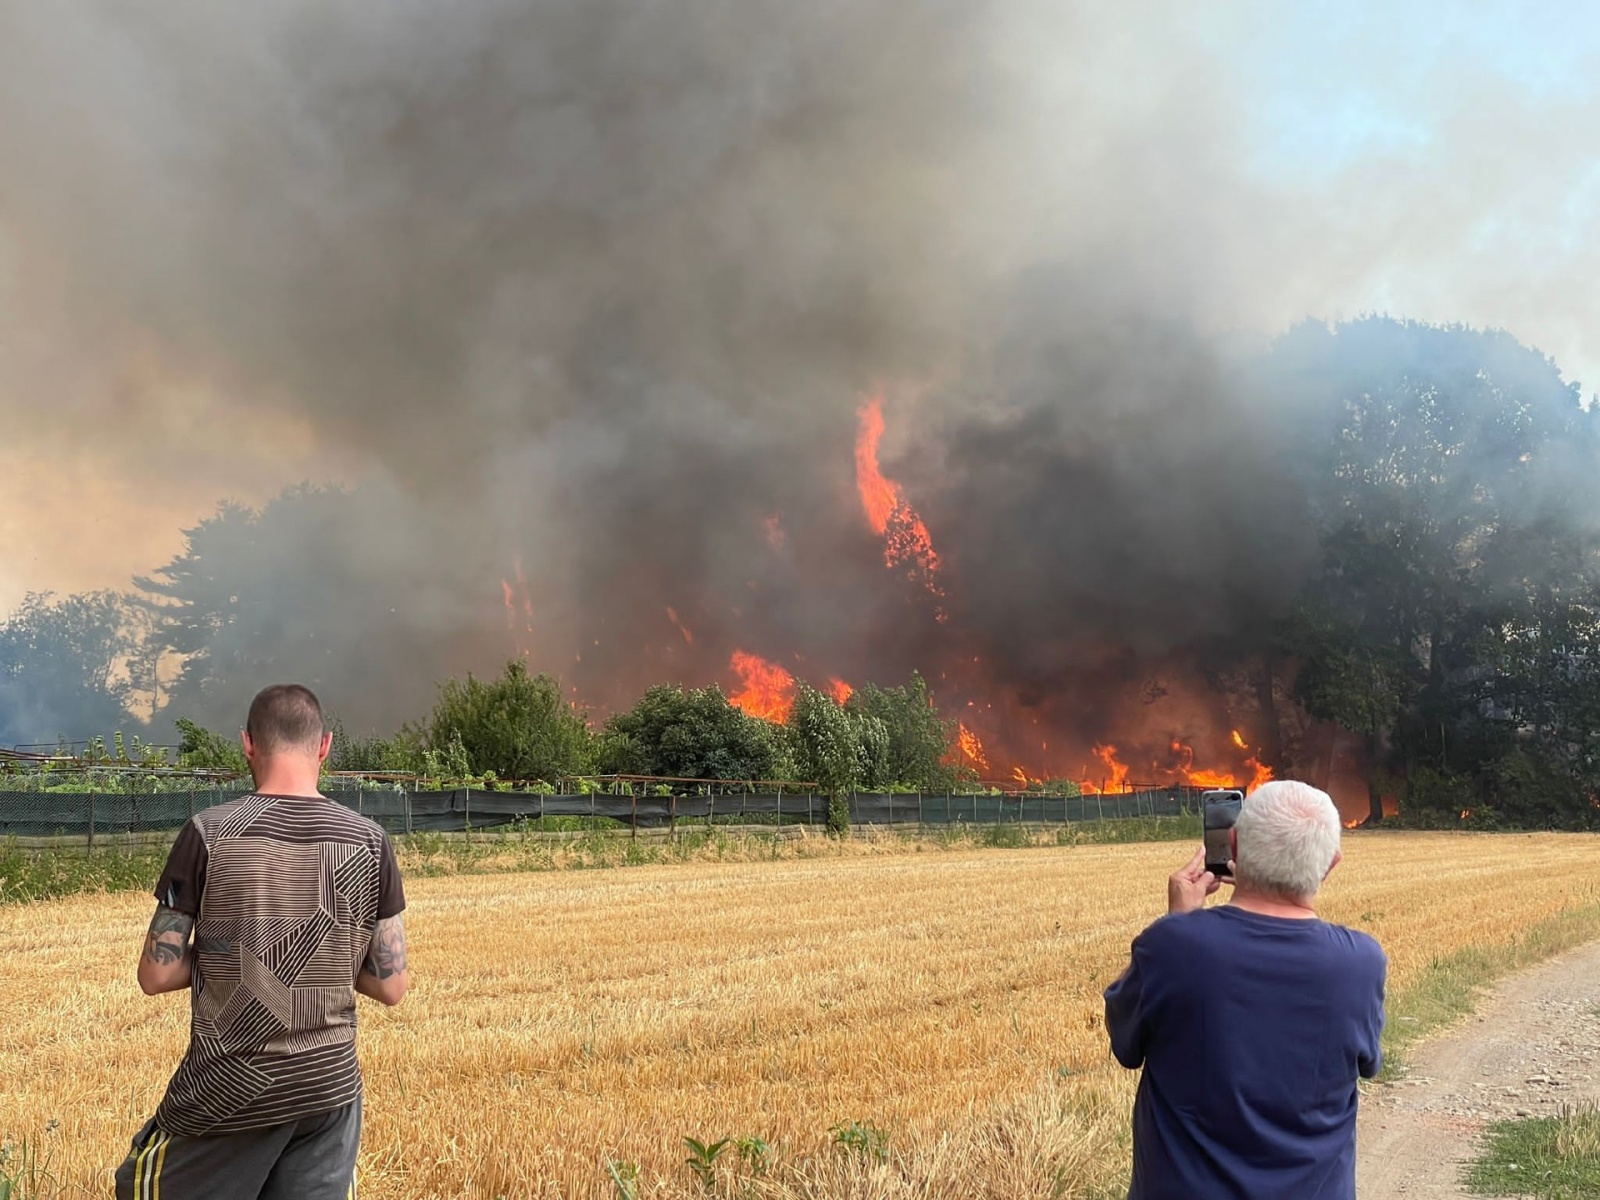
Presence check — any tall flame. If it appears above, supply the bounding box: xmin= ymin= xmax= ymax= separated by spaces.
xmin=728 ymin=651 xmax=796 ymax=723
xmin=500 ymin=556 xmax=536 ymax=657
xmin=828 ymin=678 xmax=854 ymax=705
xmin=956 ymin=722 xmax=990 ymax=771
xmin=855 ymin=394 xmax=944 ymax=603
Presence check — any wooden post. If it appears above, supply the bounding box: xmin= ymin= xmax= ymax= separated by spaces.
xmin=670 ymin=793 xmax=678 ymax=842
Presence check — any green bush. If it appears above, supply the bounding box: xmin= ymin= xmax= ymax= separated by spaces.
xmin=599 ymin=684 xmax=791 ymax=782
xmin=424 ymin=661 xmax=593 ymax=783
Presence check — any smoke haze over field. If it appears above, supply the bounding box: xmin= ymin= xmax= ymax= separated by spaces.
xmin=2 ymin=2 xmax=1599 ymax=764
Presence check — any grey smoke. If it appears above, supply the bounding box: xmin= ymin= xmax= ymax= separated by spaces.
xmin=1 ymin=3 xmax=1596 ymax=766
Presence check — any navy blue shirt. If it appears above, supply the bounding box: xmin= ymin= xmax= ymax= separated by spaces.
xmin=1104 ymin=906 xmax=1386 ymax=1200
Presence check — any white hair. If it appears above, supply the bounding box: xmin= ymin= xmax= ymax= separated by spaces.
xmin=1232 ymin=780 xmax=1342 ymax=900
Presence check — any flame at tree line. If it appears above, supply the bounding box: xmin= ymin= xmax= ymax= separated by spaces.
xmin=497 ymin=392 xmax=1282 ymax=797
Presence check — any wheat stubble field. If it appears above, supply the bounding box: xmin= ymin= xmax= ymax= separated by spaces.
xmin=4 ymin=832 xmax=1600 ymax=1199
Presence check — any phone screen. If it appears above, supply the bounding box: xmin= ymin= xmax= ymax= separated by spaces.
xmin=1202 ymin=790 xmax=1243 ymax=879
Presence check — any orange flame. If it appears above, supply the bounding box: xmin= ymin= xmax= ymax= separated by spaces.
xmin=828 ymin=678 xmax=854 ymax=705
xmin=728 ymin=650 xmax=796 ymax=723
xmin=1460 ymin=808 xmax=1471 ymax=821
xmin=955 ymin=722 xmax=990 ymax=771
xmin=1230 ymin=729 xmax=1249 ymax=751
xmin=500 ymin=556 xmax=536 ymax=656
xmin=855 ymin=394 xmax=944 ymax=602
xmin=1084 ymin=743 xmax=1130 ymax=793
xmin=1344 ymin=818 xmax=1360 ymax=829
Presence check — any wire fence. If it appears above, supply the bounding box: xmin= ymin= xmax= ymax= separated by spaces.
xmin=0 ymin=785 xmax=1201 ymax=846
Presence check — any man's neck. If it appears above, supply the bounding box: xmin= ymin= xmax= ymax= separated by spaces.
xmin=249 ymin=773 xmax=324 ymax=799
xmin=1228 ymin=884 xmax=1319 ymax=920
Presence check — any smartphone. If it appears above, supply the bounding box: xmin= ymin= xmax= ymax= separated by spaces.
xmin=1202 ymin=789 xmax=1243 ymax=880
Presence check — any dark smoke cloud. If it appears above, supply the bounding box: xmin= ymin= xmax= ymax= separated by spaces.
xmin=0 ymin=3 xmax=1596 ymax=759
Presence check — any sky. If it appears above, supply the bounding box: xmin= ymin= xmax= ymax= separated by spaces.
xmin=1 ymin=0 xmax=1597 ymax=616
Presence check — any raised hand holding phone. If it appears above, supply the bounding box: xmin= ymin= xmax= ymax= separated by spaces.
xmin=1167 ymin=846 xmax=1221 ymax=914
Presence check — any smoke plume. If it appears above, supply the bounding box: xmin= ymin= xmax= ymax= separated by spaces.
xmin=1 ymin=2 xmax=1597 ymax=774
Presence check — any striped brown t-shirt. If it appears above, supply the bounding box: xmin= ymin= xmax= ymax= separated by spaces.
xmin=151 ymin=793 xmax=405 ymax=1136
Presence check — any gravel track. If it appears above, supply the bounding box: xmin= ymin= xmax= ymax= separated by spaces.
xmin=1357 ymin=939 xmax=1600 ymax=1198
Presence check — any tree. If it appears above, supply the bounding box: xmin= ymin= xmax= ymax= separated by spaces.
xmin=1268 ymin=318 xmax=1600 ymax=825
xmin=424 ymin=661 xmax=593 ymax=782
xmin=598 ymin=684 xmax=792 ymax=782
xmin=173 ymin=717 xmax=249 ymax=773
xmin=844 ymin=672 xmax=956 ymax=791
xmin=787 ymin=684 xmax=864 ymax=832
xmin=0 ymin=591 xmax=140 ymax=746
xmin=136 ymin=483 xmax=470 ymax=735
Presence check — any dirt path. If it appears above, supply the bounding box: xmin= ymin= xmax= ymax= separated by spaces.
xmin=1357 ymin=939 xmax=1600 ymax=1198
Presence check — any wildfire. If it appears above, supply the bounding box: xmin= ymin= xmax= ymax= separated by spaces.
xmin=956 ymin=723 xmax=990 ymax=770
xmin=728 ymin=651 xmax=796 ymax=723
xmin=666 ymin=607 xmax=694 ymax=646
xmin=855 ymin=393 xmax=944 ymax=603
xmin=1078 ymin=743 xmax=1131 ymax=794
xmin=828 ymin=678 xmax=854 ymax=706
xmin=500 ymin=556 xmax=536 ymax=656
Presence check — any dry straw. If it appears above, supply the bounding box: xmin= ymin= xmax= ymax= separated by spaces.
xmin=2 ymin=832 xmax=1598 ymax=1198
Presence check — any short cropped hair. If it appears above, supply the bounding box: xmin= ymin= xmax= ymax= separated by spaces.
xmin=245 ymin=684 xmax=326 ymax=753
xmin=1232 ymin=780 xmax=1341 ymax=900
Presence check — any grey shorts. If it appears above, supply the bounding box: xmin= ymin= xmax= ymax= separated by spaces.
xmin=114 ymin=1096 xmax=361 ymax=1200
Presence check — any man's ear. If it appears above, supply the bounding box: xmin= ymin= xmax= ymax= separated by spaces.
xmin=318 ymin=730 xmax=333 ymax=764
xmin=1323 ymin=849 xmax=1343 ymax=882
xmin=240 ymin=730 xmax=255 ymax=762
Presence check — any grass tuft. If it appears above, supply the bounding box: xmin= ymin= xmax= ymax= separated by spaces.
xmin=1468 ymin=1105 xmax=1600 ymax=1198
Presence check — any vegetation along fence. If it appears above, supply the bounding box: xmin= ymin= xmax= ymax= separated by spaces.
xmin=0 ymin=786 xmax=1200 ymax=844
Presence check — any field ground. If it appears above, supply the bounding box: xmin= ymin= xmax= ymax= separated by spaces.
xmin=4 ymin=831 xmax=1600 ymax=1199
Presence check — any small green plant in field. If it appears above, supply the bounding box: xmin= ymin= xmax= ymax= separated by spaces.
xmin=0 ymin=1124 xmax=58 ymax=1200
xmin=604 ymin=1159 xmax=640 ymax=1200
xmin=733 ymin=1135 xmax=771 ymax=1176
xmin=829 ymin=1120 xmax=889 ymax=1165
xmin=1467 ymin=1105 xmax=1600 ymax=1197
xmin=683 ymin=1136 xmax=730 ymax=1191
xmin=981 ymin=821 xmax=1032 ymax=849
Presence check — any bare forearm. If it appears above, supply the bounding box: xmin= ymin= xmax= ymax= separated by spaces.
xmin=358 ymin=913 xmax=409 ymax=1005
xmin=356 ymin=966 xmax=408 ymax=1002
xmin=138 ymin=905 xmax=195 ymax=995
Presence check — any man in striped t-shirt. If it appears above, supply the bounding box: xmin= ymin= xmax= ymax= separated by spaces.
xmin=116 ymin=685 xmax=409 ymax=1200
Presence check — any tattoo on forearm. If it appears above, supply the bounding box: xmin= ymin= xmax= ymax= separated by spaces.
xmin=143 ymin=904 xmax=194 ymax=967
xmin=362 ymin=915 xmax=408 ymax=980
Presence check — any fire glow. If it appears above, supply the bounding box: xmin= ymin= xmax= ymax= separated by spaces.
xmin=855 ymin=393 xmax=944 ymax=604
xmin=499 ymin=396 xmax=1282 ymax=797
xmin=728 ymin=651 xmax=796 ymax=723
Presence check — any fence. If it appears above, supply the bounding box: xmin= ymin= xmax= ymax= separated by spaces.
xmin=0 ymin=786 xmax=1200 ymax=844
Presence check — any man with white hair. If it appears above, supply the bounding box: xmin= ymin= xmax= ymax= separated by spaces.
xmin=1103 ymin=780 xmax=1386 ymax=1200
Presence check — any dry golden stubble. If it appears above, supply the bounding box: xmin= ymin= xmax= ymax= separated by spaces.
xmin=2 ymin=832 xmax=1599 ymax=1198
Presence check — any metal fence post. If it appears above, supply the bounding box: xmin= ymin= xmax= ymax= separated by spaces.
xmin=87 ymin=793 xmax=95 ymax=853
xmin=405 ymin=789 xmax=413 ymax=836
xmin=464 ymin=784 xmax=471 ymax=841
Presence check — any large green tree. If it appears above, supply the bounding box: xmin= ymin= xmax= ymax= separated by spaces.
xmin=424 ymin=660 xmax=593 ymax=782
xmin=0 ymin=591 xmax=141 ymax=746
xmin=597 ymin=683 xmax=792 ymax=782
xmin=1271 ymin=318 xmax=1600 ymax=824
